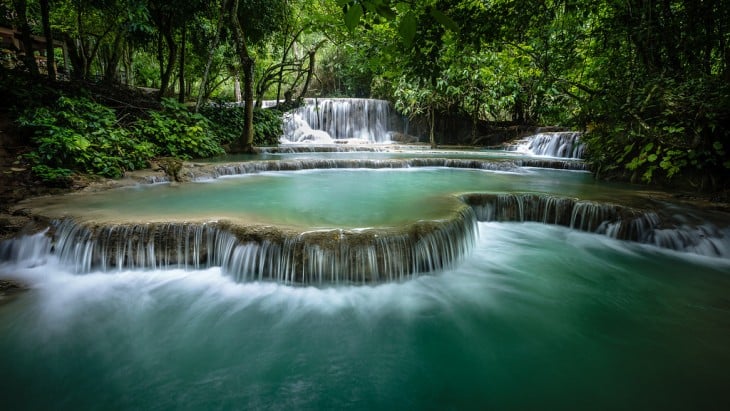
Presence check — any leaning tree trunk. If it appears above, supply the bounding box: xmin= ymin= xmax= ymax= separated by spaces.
xmin=296 ymin=42 xmax=325 ymax=102
xmin=229 ymin=0 xmax=256 ymax=153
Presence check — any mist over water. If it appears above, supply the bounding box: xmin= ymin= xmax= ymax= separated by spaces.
xmin=2 ymin=223 xmax=730 ymax=410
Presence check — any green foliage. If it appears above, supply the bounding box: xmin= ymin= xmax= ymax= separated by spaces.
xmin=338 ymin=0 xmax=730 ymax=190
xmin=18 ymin=96 xmax=154 ymax=181
xmin=252 ymin=107 xmax=285 ymax=146
xmin=200 ymin=103 xmax=283 ymax=146
xmin=583 ymin=76 xmax=730 ymax=186
xmin=29 ymin=165 xmax=74 ymax=187
xmin=134 ymin=98 xmax=224 ymax=159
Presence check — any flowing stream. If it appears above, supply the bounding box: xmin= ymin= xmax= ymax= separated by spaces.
xmin=2 ymin=223 xmax=730 ymax=410
xmin=2 ymin=126 xmax=730 ymax=409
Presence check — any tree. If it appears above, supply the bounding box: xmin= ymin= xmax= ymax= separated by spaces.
xmin=228 ymin=0 xmax=290 ymax=152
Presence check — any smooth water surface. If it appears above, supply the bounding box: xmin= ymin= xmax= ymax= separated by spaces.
xmin=2 ymin=223 xmax=730 ymax=410
xmin=30 ymin=168 xmax=634 ymax=228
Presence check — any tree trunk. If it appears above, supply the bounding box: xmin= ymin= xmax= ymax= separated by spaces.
xmin=234 ymin=73 xmax=242 ymax=102
xmin=39 ymin=0 xmax=56 ymax=80
xmin=229 ymin=0 xmax=256 ymax=153
xmin=158 ymin=29 xmax=177 ymax=100
xmin=296 ymin=49 xmax=317 ymax=101
xmin=13 ymin=0 xmax=40 ymax=76
xmin=242 ymin=57 xmax=255 ymax=148
xmin=178 ymin=23 xmax=186 ymax=103
xmin=276 ymin=26 xmax=306 ymax=104
xmin=63 ymin=33 xmax=85 ymax=79
xmin=103 ymin=32 xmax=124 ymax=83
xmin=429 ymin=107 xmax=436 ymax=149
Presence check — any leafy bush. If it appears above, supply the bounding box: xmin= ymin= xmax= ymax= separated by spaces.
xmin=134 ymin=98 xmax=224 ymax=159
xmin=583 ymin=75 xmax=730 ymax=189
xmin=253 ymin=107 xmax=284 ymax=146
xmin=200 ymin=102 xmax=283 ymax=146
xmin=18 ymin=96 xmax=155 ymax=181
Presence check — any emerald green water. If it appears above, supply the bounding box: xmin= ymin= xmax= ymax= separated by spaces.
xmin=2 ymin=223 xmax=729 ymax=410
xmin=30 ymin=168 xmax=633 ymax=227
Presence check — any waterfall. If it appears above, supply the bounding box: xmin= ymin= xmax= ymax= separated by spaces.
xmin=0 ymin=209 xmax=478 ymax=285
xmin=509 ymin=132 xmax=585 ymax=158
xmin=282 ymin=98 xmax=394 ymax=144
xmin=463 ymin=193 xmax=730 ymax=258
xmin=3 ymin=192 xmax=727 ymax=285
xmin=207 ymin=158 xmax=522 ymax=179
xmin=0 ymin=228 xmax=52 ymax=266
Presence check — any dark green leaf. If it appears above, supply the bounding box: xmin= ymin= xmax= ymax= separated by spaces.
xmin=399 ymin=11 xmax=417 ymax=47
xmin=344 ymin=4 xmax=363 ymax=32
xmin=429 ymin=8 xmax=459 ymax=32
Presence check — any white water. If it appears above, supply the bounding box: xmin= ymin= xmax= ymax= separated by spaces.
xmin=2 ymin=223 xmax=730 ymax=410
xmin=282 ymin=98 xmax=394 ymax=144
xmin=510 ymin=131 xmax=585 ymax=158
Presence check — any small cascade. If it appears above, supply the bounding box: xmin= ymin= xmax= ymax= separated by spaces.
xmin=0 ymin=229 xmax=53 ymax=266
xmin=515 ymin=158 xmax=589 ymax=171
xmin=282 ymin=98 xmax=394 ymax=144
xmin=258 ymin=146 xmax=389 ymax=154
xmin=189 ymin=158 xmax=523 ymax=180
xmin=145 ymin=158 xmax=586 ymax=184
xmin=463 ymin=192 xmax=730 ymax=257
xmin=1 ymin=209 xmax=478 ymax=285
xmin=282 ymin=112 xmax=335 ymax=144
xmin=509 ymin=132 xmax=585 ymax=158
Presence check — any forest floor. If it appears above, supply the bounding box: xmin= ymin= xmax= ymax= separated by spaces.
xmin=0 ymin=111 xmax=57 ymax=240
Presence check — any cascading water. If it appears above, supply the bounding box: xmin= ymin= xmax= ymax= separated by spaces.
xmin=2 ymin=152 xmax=730 ymax=410
xmin=282 ymin=98 xmax=395 ymax=144
xmin=509 ymin=131 xmax=585 ymax=158
xmin=0 ymin=206 xmax=479 ymax=285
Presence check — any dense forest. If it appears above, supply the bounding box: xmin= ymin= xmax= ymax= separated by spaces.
xmin=1 ymin=0 xmax=729 ymax=191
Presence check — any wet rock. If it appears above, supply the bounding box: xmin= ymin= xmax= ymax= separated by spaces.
xmin=154 ymin=157 xmax=184 ymax=182
xmin=390 ymin=132 xmax=420 ymax=143
xmin=0 ymin=279 xmax=28 ymax=303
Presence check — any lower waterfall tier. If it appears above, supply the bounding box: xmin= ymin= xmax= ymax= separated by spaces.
xmin=2 ymin=206 xmax=477 ymax=284
xmin=3 ymin=192 xmax=728 ymax=284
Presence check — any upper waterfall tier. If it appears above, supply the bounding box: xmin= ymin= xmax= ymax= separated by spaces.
xmin=282 ymin=98 xmax=395 ymax=144
xmin=508 ymin=131 xmax=586 ymax=158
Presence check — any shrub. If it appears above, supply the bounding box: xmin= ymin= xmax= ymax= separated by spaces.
xmin=134 ymin=98 xmax=224 ymax=159
xmin=18 ymin=96 xmax=154 ymax=181
xmin=200 ymin=102 xmax=283 ymax=147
